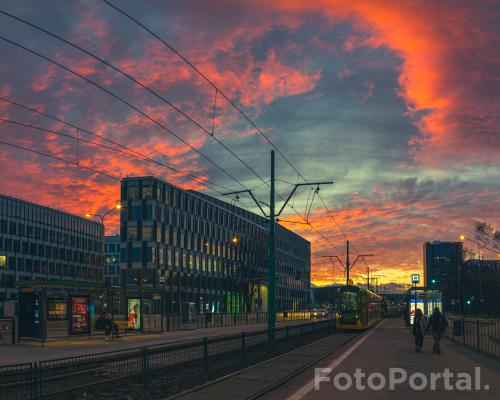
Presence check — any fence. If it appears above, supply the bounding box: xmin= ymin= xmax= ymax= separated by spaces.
xmin=38 ymin=311 xmax=319 ymax=339
xmin=0 ymin=318 xmax=336 ymax=400
xmin=0 ymin=318 xmax=15 ymax=345
xmin=445 ymin=315 xmax=500 ymax=359
xmin=163 ymin=312 xmax=269 ymax=332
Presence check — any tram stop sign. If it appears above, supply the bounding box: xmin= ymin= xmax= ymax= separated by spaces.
xmin=411 ymin=274 xmax=420 ymax=284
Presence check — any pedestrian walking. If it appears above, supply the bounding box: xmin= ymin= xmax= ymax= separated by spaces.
xmin=427 ymin=307 xmax=448 ymax=354
xmin=412 ymin=308 xmax=427 ymax=352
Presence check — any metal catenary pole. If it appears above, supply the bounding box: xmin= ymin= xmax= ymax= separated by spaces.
xmin=222 ymin=150 xmax=332 ymax=353
xmin=268 ymin=150 xmax=276 ymax=348
xmin=346 ymin=240 xmax=350 ymax=285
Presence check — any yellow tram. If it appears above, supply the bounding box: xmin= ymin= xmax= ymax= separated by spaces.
xmin=336 ymin=285 xmax=383 ymax=330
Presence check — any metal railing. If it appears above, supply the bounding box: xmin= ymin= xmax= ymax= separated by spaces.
xmin=445 ymin=315 xmax=500 ymax=359
xmin=166 ymin=312 xmax=270 ymax=331
xmin=0 ymin=318 xmax=336 ymax=400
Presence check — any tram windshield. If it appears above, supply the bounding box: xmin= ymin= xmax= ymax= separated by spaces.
xmin=339 ymin=290 xmax=358 ymax=312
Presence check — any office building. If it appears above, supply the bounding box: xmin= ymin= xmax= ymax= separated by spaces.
xmin=0 ymin=194 xmax=103 ymax=325
xmin=423 ymin=241 xmax=463 ymax=285
xmin=119 ymin=176 xmax=311 ymax=314
xmin=423 ymin=241 xmax=463 ymax=312
xmin=104 ymin=235 xmax=120 ymax=286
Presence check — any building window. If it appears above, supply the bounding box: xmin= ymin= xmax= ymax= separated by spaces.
xmin=127 ymin=226 xmax=137 ymax=241
xmin=143 ymin=186 xmax=153 ymax=199
xmin=132 ymin=247 xmax=142 ymax=263
xmin=143 ymin=226 xmax=153 ymax=241
xmin=127 ymin=186 xmax=139 ymax=200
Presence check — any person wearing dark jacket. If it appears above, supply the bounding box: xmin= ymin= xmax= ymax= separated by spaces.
xmin=412 ymin=309 xmax=427 ymax=352
xmin=104 ymin=312 xmax=120 ymax=339
xmin=95 ymin=312 xmax=111 ymax=338
xmin=427 ymin=307 xmax=447 ymax=354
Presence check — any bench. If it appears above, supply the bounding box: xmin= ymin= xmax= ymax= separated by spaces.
xmin=94 ymin=320 xmax=136 ymax=338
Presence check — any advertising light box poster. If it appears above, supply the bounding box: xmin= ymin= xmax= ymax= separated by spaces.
xmin=48 ymin=300 xmax=67 ymax=321
xmin=70 ymin=296 xmax=89 ymax=334
xmin=128 ymin=299 xmax=141 ymax=329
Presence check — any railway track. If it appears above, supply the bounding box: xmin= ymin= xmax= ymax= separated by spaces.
xmin=166 ymin=329 xmax=362 ymax=400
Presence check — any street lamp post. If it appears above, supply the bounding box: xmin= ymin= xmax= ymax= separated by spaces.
xmin=85 ymin=203 xmax=123 ymax=313
xmin=85 ymin=203 xmax=122 ymax=229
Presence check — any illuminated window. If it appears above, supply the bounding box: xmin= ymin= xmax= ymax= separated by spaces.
xmin=0 ymin=255 xmax=6 ymax=269
xmin=142 ymin=186 xmax=153 ymax=199
xmin=142 ymin=226 xmax=153 ymax=241
xmin=127 ymin=226 xmax=137 ymax=241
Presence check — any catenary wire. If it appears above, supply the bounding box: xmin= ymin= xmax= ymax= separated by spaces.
xmin=0 ymin=9 xmax=348 ymax=253
xmin=0 ymin=33 xmax=249 ymax=193
xmin=101 ymin=0 xmax=359 ymax=252
xmin=0 ymin=98 xmax=233 ymax=193
xmin=0 ymin=9 xmax=269 ymax=201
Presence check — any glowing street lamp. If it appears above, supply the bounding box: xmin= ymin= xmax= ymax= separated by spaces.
xmin=85 ymin=203 xmax=123 ymax=225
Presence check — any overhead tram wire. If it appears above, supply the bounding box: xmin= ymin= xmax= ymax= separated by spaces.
xmin=0 ymin=34 xmax=249 ymax=194
xmin=0 ymin=32 xmax=273 ymax=223
xmin=0 ymin=8 xmax=333 ymax=229
xmin=0 ymin=11 xmax=343 ymax=251
xmin=0 ymin=139 xmax=120 ymax=181
xmin=0 ymin=9 xmax=267 ymax=199
xmin=0 ymin=97 xmax=233 ymax=193
xmin=101 ymin=0 xmax=305 ymax=178
xmin=0 ymin=33 xmax=304 ymax=234
xmin=100 ymin=0 xmax=357 ymax=252
xmin=0 ymin=116 xmax=230 ymax=195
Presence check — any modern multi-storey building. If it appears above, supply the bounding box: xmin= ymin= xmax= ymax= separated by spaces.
xmin=423 ymin=241 xmax=463 ymax=285
xmin=104 ymin=235 xmax=120 ymax=286
xmin=119 ymin=176 xmax=311 ymax=315
xmin=423 ymin=241 xmax=463 ymax=312
xmin=0 ymin=194 xmax=103 ymax=328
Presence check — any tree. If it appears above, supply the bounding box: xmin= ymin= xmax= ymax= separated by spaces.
xmin=462 ymin=247 xmax=477 ymax=261
xmin=474 ymin=221 xmax=500 ymax=252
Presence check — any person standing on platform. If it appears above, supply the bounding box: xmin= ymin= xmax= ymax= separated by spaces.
xmin=412 ymin=308 xmax=427 ymax=352
xmin=427 ymin=307 xmax=448 ymax=354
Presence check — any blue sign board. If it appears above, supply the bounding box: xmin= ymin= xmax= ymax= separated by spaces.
xmin=411 ymin=274 xmax=420 ymax=284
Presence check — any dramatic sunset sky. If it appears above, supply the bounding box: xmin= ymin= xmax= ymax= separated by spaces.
xmin=0 ymin=1 xmax=499 ymax=288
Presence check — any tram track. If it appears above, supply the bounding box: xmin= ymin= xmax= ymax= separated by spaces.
xmin=166 ymin=329 xmax=364 ymax=400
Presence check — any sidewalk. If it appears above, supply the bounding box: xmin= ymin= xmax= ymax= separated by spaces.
xmin=0 ymin=319 xmax=313 ymax=365
xmin=265 ymin=318 xmax=500 ymax=400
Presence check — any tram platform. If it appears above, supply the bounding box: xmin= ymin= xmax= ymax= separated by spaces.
xmin=266 ymin=318 xmax=500 ymax=400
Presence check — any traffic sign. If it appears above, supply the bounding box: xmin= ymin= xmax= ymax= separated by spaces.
xmin=411 ymin=274 xmax=420 ymax=284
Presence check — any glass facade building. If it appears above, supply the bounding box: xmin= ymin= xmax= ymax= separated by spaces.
xmin=0 ymin=194 xmax=103 ymax=317
xmin=423 ymin=241 xmax=463 ymax=312
xmin=423 ymin=241 xmax=463 ymax=285
xmin=120 ymin=176 xmax=311 ymax=314
xmin=104 ymin=235 xmax=120 ymax=286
